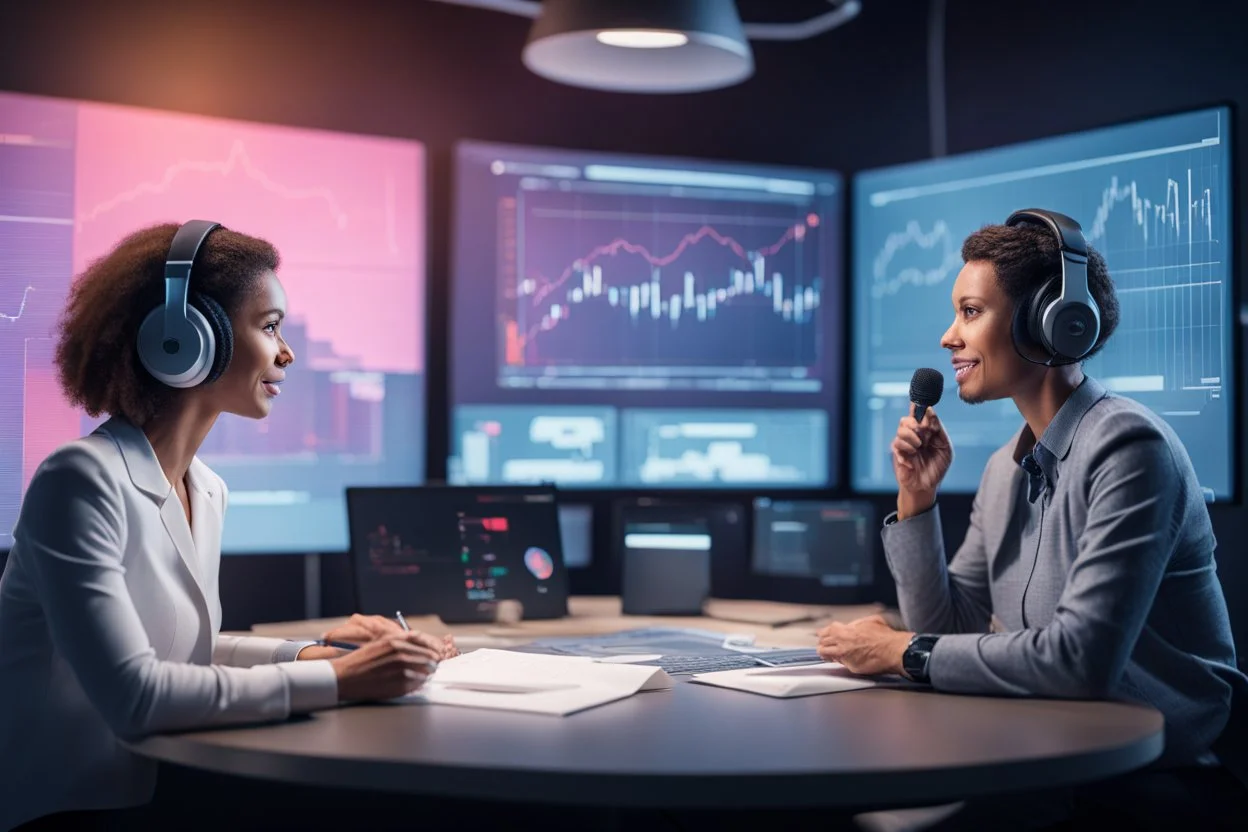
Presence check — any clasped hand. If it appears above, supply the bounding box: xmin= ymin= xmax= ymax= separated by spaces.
xmin=816 ymin=614 xmax=913 ymax=678
xmin=301 ymin=614 xmax=460 ymax=703
xmin=322 ymin=613 xmax=460 ymax=659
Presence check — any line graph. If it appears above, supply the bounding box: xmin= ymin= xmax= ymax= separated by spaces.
xmin=520 ymin=220 xmax=819 ymax=349
xmin=529 ymin=221 xmax=807 ymax=305
xmin=76 ymin=139 xmax=351 ymax=230
xmin=870 ymin=220 xmax=959 ymax=297
xmin=852 ymin=106 xmax=1232 ymax=499
xmin=872 ymin=167 xmax=1218 ymax=299
xmin=1089 ymin=171 xmax=1214 ymax=245
xmin=497 ymin=185 xmax=833 ymax=389
xmin=1 ymin=286 xmax=34 ymax=322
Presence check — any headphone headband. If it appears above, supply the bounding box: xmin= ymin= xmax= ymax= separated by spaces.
xmin=1005 ymin=209 xmax=1088 ymax=258
xmin=162 ymin=220 xmax=220 ymax=339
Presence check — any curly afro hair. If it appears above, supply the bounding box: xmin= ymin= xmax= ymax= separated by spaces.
xmin=55 ymin=222 xmax=280 ymax=426
xmin=961 ymin=220 xmax=1120 ymax=360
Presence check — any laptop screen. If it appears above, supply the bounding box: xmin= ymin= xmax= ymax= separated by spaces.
xmin=345 ymin=485 xmax=570 ymax=622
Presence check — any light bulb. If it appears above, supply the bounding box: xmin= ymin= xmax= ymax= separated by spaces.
xmin=595 ymin=30 xmax=689 ymax=49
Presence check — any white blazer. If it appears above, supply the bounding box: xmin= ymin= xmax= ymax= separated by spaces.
xmin=0 ymin=417 xmax=338 ymax=831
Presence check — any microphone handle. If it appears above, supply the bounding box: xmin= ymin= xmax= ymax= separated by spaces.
xmin=914 ymin=404 xmax=929 ymax=423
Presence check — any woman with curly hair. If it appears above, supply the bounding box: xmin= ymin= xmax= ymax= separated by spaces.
xmin=0 ymin=221 xmax=454 ymax=831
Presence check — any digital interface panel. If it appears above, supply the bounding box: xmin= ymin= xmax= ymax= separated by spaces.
xmin=0 ymin=90 xmax=426 ymax=552
xmin=450 ymin=141 xmax=842 ymax=489
xmin=347 ymin=486 xmax=569 ymax=622
xmin=852 ymin=107 xmax=1234 ymax=498
xmin=619 ymin=408 xmax=828 ymax=487
xmin=751 ymin=498 xmax=874 ymax=588
xmin=450 ymin=404 xmax=617 ymax=487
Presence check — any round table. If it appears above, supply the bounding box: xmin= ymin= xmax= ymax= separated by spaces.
xmin=126 ymin=678 xmax=1163 ymax=809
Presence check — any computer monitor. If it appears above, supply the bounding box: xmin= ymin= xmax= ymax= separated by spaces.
xmin=557 ymin=503 xmax=594 ymax=569
xmin=852 ymin=106 xmax=1235 ymax=500
xmin=0 ymin=90 xmax=427 ymax=554
xmin=448 ymin=140 xmax=843 ymax=490
xmin=619 ymin=516 xmax=712 ymax=616
xmin=751 ymin=498 xmax=875 ymax=589
xmin=345 ymin=485 xmax=570 ymax=623
xmin=611 ymin=498 xmax=750 ymax=599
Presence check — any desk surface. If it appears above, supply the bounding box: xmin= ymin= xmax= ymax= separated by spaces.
xmin=129 ymin=677 xmax=1162 ymax=809
xmin=133 ymin=598 xmax=1166 ymax=810
xmin=246 ymin=596 xmax=890 ymax=649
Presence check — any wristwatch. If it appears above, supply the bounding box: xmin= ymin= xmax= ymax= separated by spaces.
xmin=902 ymin=633 xmax=940 ymax=683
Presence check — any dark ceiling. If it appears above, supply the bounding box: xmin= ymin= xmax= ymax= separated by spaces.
xmin=734 ymin=0 xmax=857 ymax=24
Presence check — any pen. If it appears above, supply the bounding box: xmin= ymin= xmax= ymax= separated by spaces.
xmin=316 ymin=639 xmax=361 ymax=652
xmin=395 ymin=610 xmax=411 ymax=632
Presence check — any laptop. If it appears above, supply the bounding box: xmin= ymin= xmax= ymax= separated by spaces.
xmin=345 ymin=485 xmax=571 ymax=624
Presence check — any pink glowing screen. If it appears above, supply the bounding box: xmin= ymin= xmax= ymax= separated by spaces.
xmin=1 ymin=91 xmax=426 ymax=553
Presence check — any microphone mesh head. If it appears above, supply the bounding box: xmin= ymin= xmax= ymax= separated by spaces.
xmin=910 ymin=367 xmax=944 ymax=406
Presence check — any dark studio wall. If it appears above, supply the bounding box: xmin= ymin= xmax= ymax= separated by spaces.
xmin=1 ymin=0 xmax=1245 ymax=656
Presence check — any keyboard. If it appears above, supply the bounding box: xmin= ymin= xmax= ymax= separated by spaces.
xmin=645 ymin=648 xmax=825 ymax=675
xmin=646 ymin=654 xmax=762 ymax=674
xmin=746 ymin=647 xmax=824 ymax=667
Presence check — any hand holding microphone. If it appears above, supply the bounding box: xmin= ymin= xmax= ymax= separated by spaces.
xmin=892 ymin=368 xmax=954 ymax=517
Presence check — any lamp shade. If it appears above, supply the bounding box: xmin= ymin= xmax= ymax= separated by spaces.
xmin=522 ymin=0 xmax=753 ymax=93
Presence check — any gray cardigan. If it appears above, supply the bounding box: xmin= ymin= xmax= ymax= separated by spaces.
xmin=882 ymin=376 xmax=1244 ymax=766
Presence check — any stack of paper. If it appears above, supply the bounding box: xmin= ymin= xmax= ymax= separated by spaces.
xmin=398 ymin=648 xmax=673 ymax=715
xmin=691 ymin=664 xmax=908 ymax=698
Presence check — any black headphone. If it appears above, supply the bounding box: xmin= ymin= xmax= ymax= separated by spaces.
xmin=1006 ymin=208 xmax=1101 ymax=366
xmin=135 ymin=220 xmax=235 ymax=388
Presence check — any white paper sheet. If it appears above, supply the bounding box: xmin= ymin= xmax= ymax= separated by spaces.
xmin=395 ymin=649 xmax=673 ymax=716
xmin=690 ymin=663 xmax=907 ymax=698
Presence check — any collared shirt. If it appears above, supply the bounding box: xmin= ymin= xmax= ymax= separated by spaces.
xmin=1012 ymin=372 xmax=1106 ymax=503
xmin=882 ymin=376 xmax=1244 ymax=767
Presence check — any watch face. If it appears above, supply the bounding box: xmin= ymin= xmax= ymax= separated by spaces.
xmin=903 ymin=647 xmax=926 ymax=677
xmin=904 ymin=635 xmax=938 ymax=681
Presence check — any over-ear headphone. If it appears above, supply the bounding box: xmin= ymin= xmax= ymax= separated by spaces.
xmin=1006 ymin=208 xmax=1101 ymax=366
xmin=136 ymin=220 xmax=235 ymax=388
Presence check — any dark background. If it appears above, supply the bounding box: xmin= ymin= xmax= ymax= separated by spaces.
xmin=1 ymin=0 xmax=1244 ymax=655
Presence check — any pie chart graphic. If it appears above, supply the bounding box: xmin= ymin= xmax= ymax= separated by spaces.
xmin=523 ymin=547 xmax=555 ymax=580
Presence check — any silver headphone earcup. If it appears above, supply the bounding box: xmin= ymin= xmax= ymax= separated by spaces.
xmin=1042 ymin=297 xmax=1099 ymax=362
xmin=136 ymin=303 xmax=216 ymax=388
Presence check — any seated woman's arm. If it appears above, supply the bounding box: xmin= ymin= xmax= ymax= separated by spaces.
xmin=213 ymin=634 xmax=322 ymax=666
xmin=882 ymin=470 xmax=997 ymax=635
xmin=19 ymin=447 xmax=339 ymax=741
xmin=925 ymin=424 xmax=1181 ymax=699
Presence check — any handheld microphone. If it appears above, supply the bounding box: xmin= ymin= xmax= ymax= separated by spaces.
xmin=910 ymin=368 xmax=944 ymax=423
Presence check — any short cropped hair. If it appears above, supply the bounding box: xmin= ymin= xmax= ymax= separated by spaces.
xmin=961 ymin=221 xmax=1120 ymax=359
xmin=55 ymin=223 xmax=280 ymax=426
